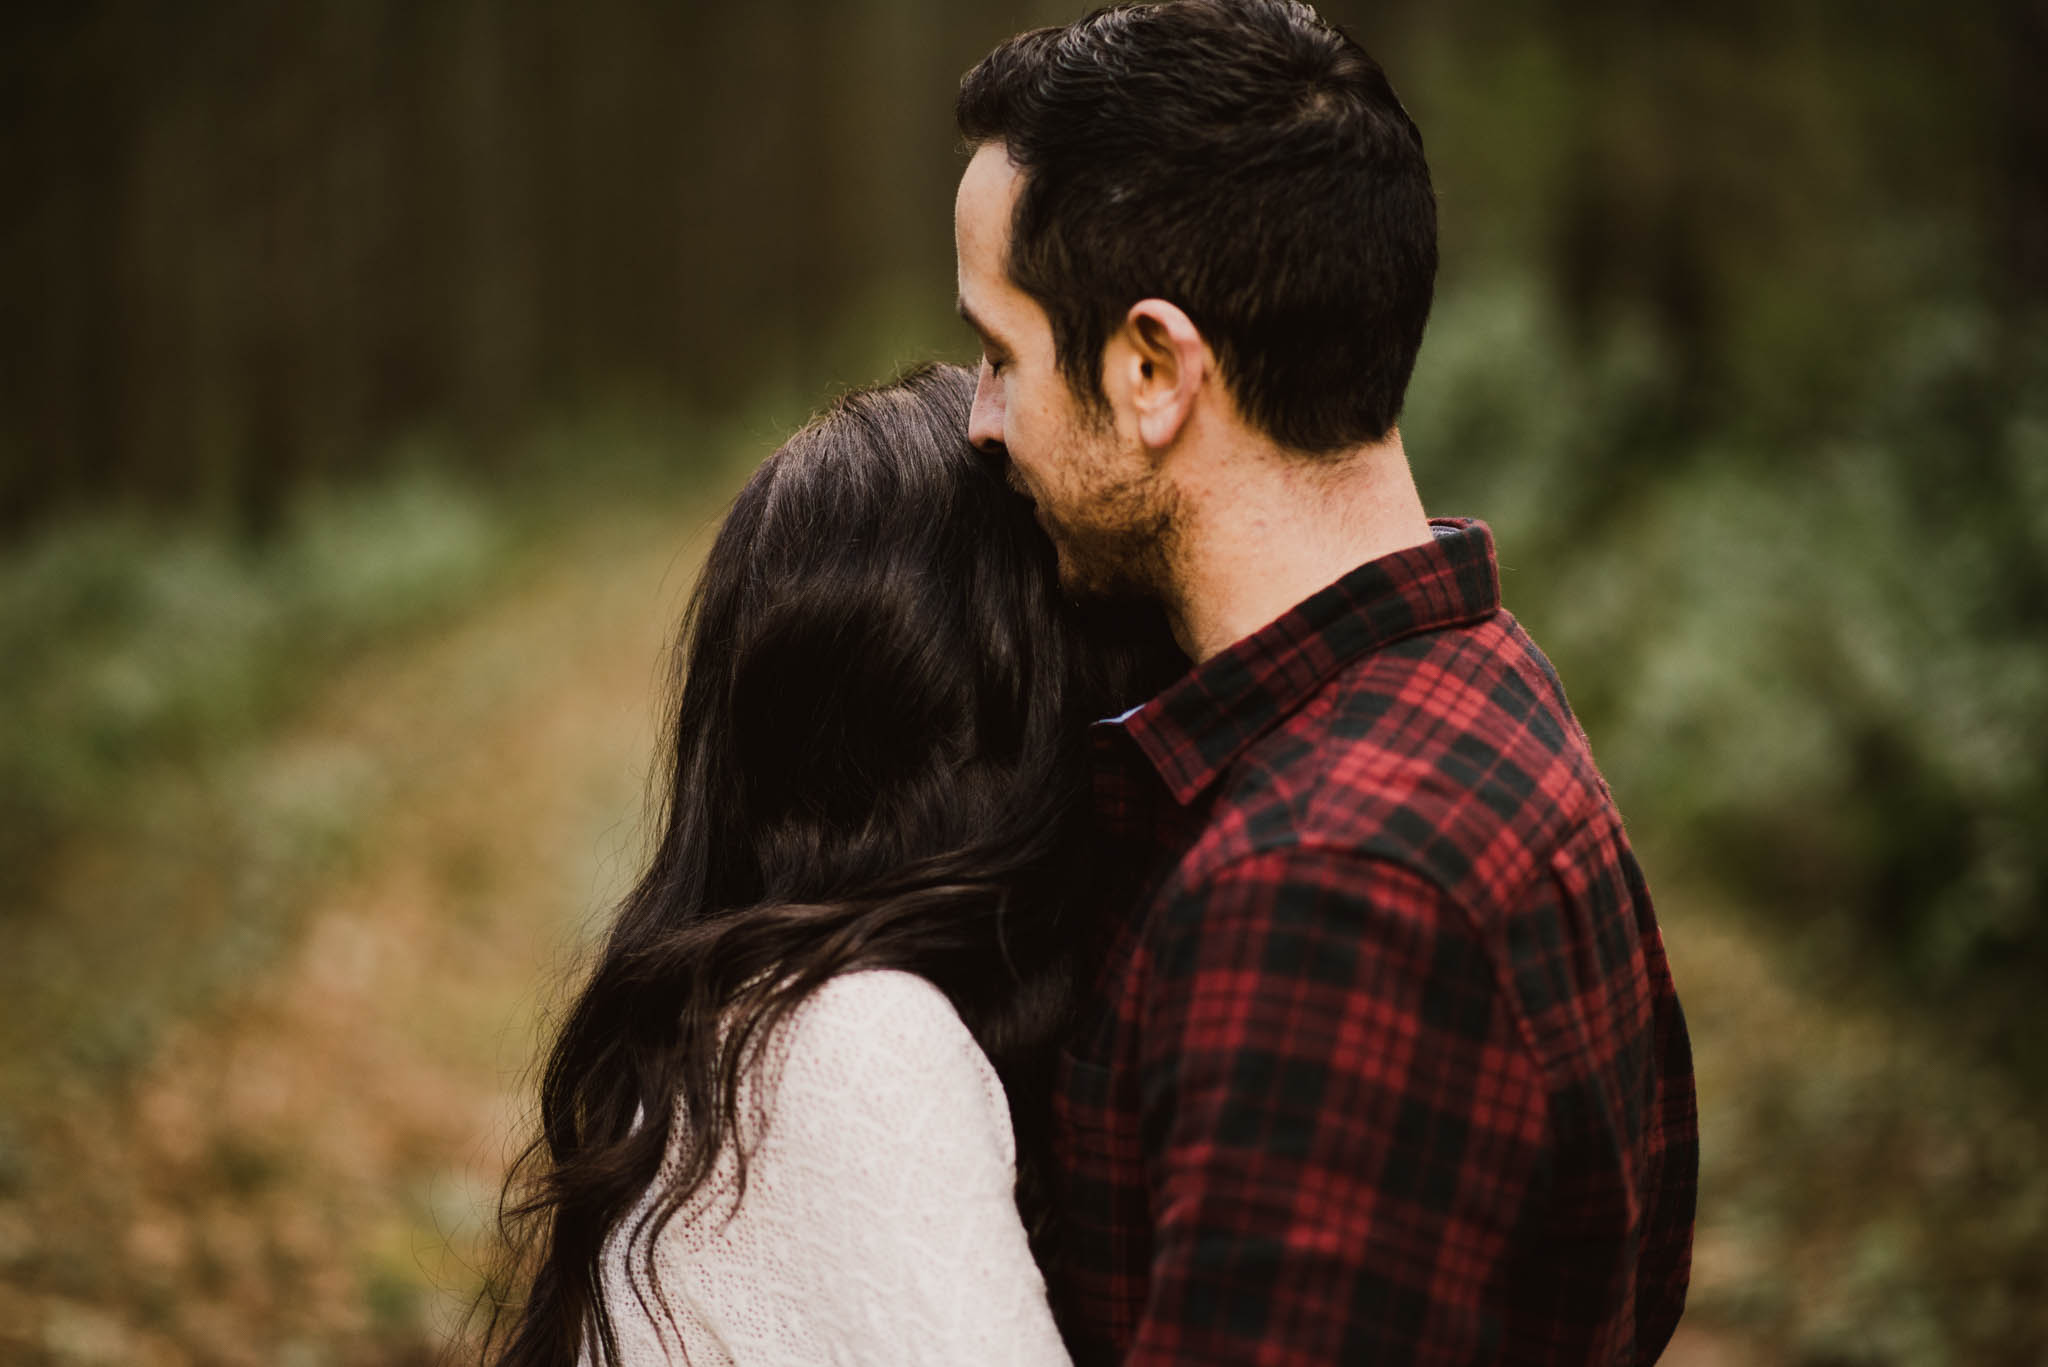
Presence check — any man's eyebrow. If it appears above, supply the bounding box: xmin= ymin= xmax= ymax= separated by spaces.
xmin=955 ymin=296 xmax=1002 ymax=348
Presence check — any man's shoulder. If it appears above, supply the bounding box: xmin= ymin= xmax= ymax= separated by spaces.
xmin=1195 ymin=610 xmax=1614 ymax=907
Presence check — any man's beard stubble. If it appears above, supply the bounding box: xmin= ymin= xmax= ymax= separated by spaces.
xmin=1027 ymin=423 xmax=1182 ymax=606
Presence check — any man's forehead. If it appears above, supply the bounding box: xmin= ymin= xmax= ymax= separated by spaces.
xmin=960 ymin=140 xmax=1019 ymax=195
xmin=955 ymin=146 xmax=1026 ymax=338
xmin=955 ymin=143 xmax=1019 ymax=259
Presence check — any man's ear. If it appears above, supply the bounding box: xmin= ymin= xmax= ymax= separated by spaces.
xmin=1107 ymin=299 xmax=1207 ymax=451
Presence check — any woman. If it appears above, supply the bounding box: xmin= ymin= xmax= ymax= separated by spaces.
xmin=485 ymin=364 xmax=1175 ymax=1366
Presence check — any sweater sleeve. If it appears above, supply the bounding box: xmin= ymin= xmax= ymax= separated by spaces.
xmin=739 ymin=970 xmax=1073 ymax=1367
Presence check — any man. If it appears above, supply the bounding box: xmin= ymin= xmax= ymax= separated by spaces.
xmin=952 ymin=3 xmax=1697 ymax=1364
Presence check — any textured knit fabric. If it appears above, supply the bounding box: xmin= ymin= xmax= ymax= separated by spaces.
xmin=596 ymin=969 xmax=1072 ymax=1366
xmin=1049 ymin=519 xmax=1698 ymax=1367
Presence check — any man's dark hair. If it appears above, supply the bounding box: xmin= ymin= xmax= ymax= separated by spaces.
xmin=957 ymin=0 xmax=1437 ymax=453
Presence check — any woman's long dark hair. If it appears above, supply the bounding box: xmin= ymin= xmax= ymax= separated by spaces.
xmin=482 ymin=363 xmax=1179 ymax=1365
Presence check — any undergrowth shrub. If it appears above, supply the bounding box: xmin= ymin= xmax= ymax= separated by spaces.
xmin=0 ymin=465 xmax=503 ymax=902
xmin=1406 ymin=282 xmax=2048 ymax=1047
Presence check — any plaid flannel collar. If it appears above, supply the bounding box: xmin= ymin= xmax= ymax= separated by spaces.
xmin=1111 ymin=517 xmax=1502 ymax=807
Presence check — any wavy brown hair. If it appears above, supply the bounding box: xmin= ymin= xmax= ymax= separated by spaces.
xmin=480 ymin=363 xmax=1180 ymax=1365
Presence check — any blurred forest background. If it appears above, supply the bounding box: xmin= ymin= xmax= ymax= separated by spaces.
xmin=2 ymin=1 xmax=2044 ymax=1364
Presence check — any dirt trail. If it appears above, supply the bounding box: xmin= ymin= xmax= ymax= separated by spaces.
xmin=1 ymin=499 xmax=718 ymax=1366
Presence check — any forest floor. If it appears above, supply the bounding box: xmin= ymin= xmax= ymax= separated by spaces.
xmin=0 ymin=485 xmax=2033 ymax=1366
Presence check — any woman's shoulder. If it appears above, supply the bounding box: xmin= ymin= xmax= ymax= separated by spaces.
xmin=774 ymin=969 xmax=992 ymax=1086
xmin=787 ymin=967 xmax=968 ymax=1036
xmin=754 ymin=970 xmax=1013 ymax=1162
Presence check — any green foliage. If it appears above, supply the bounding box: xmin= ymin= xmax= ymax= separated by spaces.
xmin=0 ymin=465 xmax=504 ymax=900
xmin=1406 ymin=283 xmax=2048 ymax=1029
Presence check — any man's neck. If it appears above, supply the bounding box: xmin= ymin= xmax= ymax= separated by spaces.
xmin=1162 ymin=432 xmax=1434 ymax=662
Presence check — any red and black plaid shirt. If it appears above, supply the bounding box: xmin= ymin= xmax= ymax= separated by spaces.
xmin=1051 ymin=519 xmax=1697 ymax=1366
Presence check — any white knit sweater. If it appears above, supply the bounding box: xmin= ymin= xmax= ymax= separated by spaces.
xmin=593 ymin=969 xmax=1074 ymax=1366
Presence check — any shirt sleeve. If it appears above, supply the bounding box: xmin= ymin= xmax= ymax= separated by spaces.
xmin=750 ymin=970 xmax=1074 ymax=1367
xmin=1128 ymin=848 xmax=1550 ymax=1366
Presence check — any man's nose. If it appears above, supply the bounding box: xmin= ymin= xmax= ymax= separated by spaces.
xmin=968 ymin=361 xmax=1006 ymax=455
